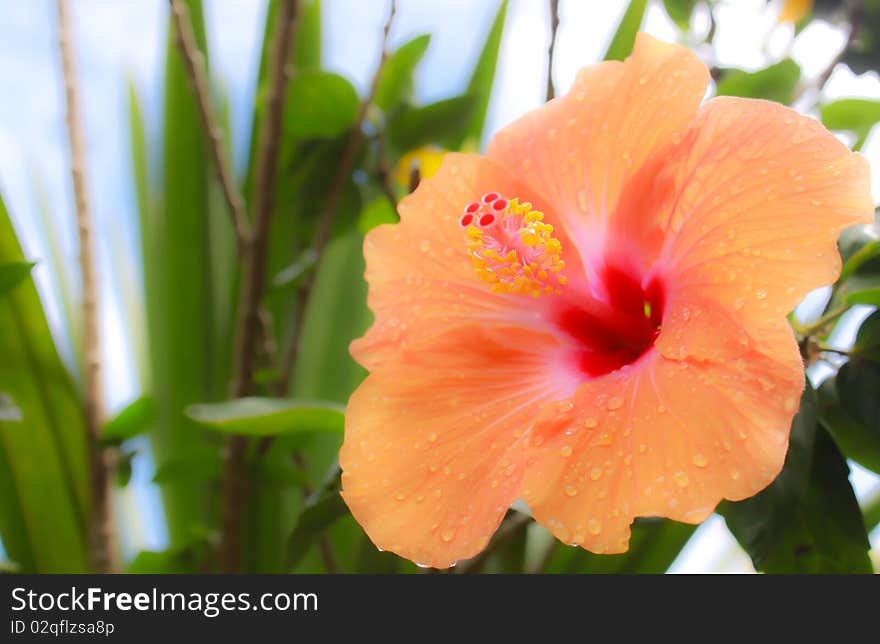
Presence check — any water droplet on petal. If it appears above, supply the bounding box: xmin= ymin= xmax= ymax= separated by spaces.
xmin=584 ymin=417 xmax=598 ymax=428
xmin=588 ymin=518 xmax=602 ymax=535
xmin=674 ymin=471 xmax=690 ymax=487
xmin=441 ymin=528 xmax=455 ymax=543
xmin=693 ymin=453 xmax=708 ymax=468
xmin=565 ymin=484 xmax=578 ymax=497
xmin=590 ymin=467 xmax=602 ymax=481
xmin=607 ymin=396 xmax=623 ymax=410
xmin=560 ymin=445 xmax=573 ymax=458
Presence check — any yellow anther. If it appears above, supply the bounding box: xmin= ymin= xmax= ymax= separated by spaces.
xmin=461 ymin=196 xmax=566 ymax=297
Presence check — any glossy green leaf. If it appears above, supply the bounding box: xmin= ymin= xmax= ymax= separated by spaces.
xmin=716 ymin=59 xmax=801 ymax=104
xmin=0 ymin=261 xmax=35 ymax=297
xmin=604 ymin=0 xmax=648 ymax=61
xmin=838 ymin=214 xmax=878 ymax=266
xmin=388 ymin=94 xmax=479 ymax=153
xmin=817 ymin=371 xmax=880 ymax=475
xmin=284 ymin=71 xmax=359 ymax=141
xmin=186 ymin=397 xmax=344 ymax=436
xmin=0 ymin=193 xmax=89 ymax=572
xmin=663 ymin=0 xmax=697 ymax=29
xmin=102 ymin=396 xmax=157 ymax=443
xmin=445 ymin=0 xmax=508 ymax=149
xmin=376 ymin=34 xmax=431 ymax=112
xmin=852 ymin=309 xmax=880 ymax=362
xmin=721 ymin=387 xmax=872 ymax=573
xmin=840 ymin=239 xmax=880 ymax=281
xmin=820 ymin=99 xmax=880 ymax=150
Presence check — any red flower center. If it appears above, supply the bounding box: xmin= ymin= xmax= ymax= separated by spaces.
xmin=555 ymin=261 xmax=664 ymax=378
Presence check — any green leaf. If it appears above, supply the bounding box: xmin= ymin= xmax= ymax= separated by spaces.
xmin=284 ymin=71 xmax=359 ymax=141
xmin=852 ymin=309 xmax=880 ymax=362
xmin=840 ymin=238 xmax=880 ymax=281
xmin=388 ymin=94 xmax=479 ymax=153
xmin=721 ymin=386 xmax=872 ymax=573
xmin=716 ymin=59 xmax=801 ymax=104
xmin=818 ymin=370 xmax=880 ymax=475
xmin=287 ymin=492 xmax=348 ymax=570
xmin=102 ymin=396 xmax=157 ymax=443
xmin=376 ymin=34 xmax=431 ymax=112
xmin=294 ymin=0 xmax=322 ymax=70
xmin=820 ymin=99 xmax=880 ymax=150
xmin=185 ymin=397 xmax=344 ymax=436
xmin=151 ymin=0 xmax=224 ymax=545
xmin=445 ymin=0 xmax=508 ymax=149
xmin=0 ymin=193 xmax=89 ymax=572
xmin=0 ymin=261 xmax=35 ymax=297
xmin=663 ymin=0 xmax=697 ymax=29
xmin=604 ymin=0 xmax=648 ymax=61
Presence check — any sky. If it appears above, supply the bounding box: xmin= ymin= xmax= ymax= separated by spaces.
xmin=0 ymin=0 xmax=878 ymax=572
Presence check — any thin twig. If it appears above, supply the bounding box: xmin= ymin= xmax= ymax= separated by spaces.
xmin=56 ymin=0 xmax=118 ymax=574
xmin=168 ymin=0 xmax=250 ymax=252
xmin=221 ymin=0 xmax=300 ymax=574
xmin=274 ymin=0 xmax=397 ymax=398
xmin=546 ymin=0 xmax=560 ymax=102
xmin=455 ymin=512 xmax=533 ymax=574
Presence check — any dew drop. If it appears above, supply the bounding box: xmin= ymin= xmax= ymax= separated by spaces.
xmin=588 ymin=519 xmax=602 ymax=535
xmin=657 ymin=404 xmax=666 ymax=413
xmin=607 ymin=396 xmax=624 ymax=411
xmin=783 ymin=397 xmax=797 ymax=412
xmin=590 ymin=467 xmax=603 ymax=481
xmin=427 ymin=431 xmax=437 ymax=443
xmin=674 ymin=471 xmax=690 ymax=488
xmin=565 ymin=484 xmax=579 ymax=497
xmin=731 ymin=469 xmax=741 ymax=481
xmin=693 ymin=453 xmax=708 ymax=468
xmin=560 ymin=445 xmax=573 ymax=458
xmin=419 ymin=240 xmax=431 ymax=253
xmin=584 ymin=417 xmax=598 ymax=428
xmin=441 ymin=528 xmax=455 ymax=543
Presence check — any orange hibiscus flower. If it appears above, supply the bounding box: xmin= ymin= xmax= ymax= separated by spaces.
xmin=340 ymin=33 xmax=873 ymax=568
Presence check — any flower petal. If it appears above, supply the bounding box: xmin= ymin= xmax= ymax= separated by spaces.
xmin=522 ymin=323 xmax=803 ymax=554
xmin=341 ymin=324 xmax=567 ymax=568
xmin=486 ymin=32 xmax=709 ymax=270
xmin=353 ymin=152 xmax=580 ymax=370
xmin=659 ymin=97 xmax=874 ymax=331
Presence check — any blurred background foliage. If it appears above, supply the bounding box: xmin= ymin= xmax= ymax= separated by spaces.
xmin=0 ymin=0 xmax=879 ymax=574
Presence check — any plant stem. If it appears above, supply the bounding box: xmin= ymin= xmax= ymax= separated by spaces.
xmin=794 ymin=305 xmax=849 ymax=338
xmin=168 ymin=0 xmax=250 ymax=254
xmin=55 ymin=0 xmax=118 ymax=574
xmin=221 ymin=0 xmax=300 ymax=574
